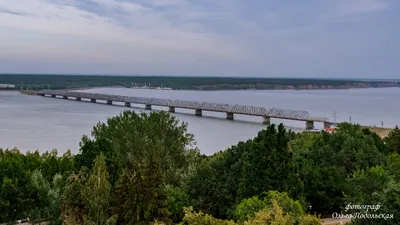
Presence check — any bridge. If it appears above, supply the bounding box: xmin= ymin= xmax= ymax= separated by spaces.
xmin=25 ymin=90 xmax=332 ymax=130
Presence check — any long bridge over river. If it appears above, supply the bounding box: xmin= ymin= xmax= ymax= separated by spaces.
xmin=23 ymin=90 xmax=332 ymax=130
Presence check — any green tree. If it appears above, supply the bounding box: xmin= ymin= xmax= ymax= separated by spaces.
xmin=291 ymin=123 xmax=386 ymax=214
xmin=59 ymin=150 xmax=75 ymax=178
xmin=111 ymin=163 xmax=171 ymax=224
xmin=61 ymin=169 xmax=89 ymax=225
xmin=165 ymin=185 xmax=190 ymax=223
xmin=77 ymin=111 xmax=195 ymax=185
xmin=29 ymin=170 xmax=64 ymax=225
xmin=180 ymin=207 xmax=236 ymax=225
xmin=41 ymin=149 xmax=61 ymax=183
xmin=232 ymin=191 xmax=304 ymax=224
xmin=232 ymin=196 xmax=266 ymax=222
xmin=84 ymin=154 xmax=111 ymax=225
xmin=75 ymin=136 xmax=120 ymax=186
xmin=345 ymin=156 xmax=400 ymax=225
xmin=384 ymin=126 xmax=400 ymax=154
xmin=243 ymin=200 xmax=293 ymax=225
xmin=78 ymin=111 xmax=194 ymax=224
xmin=344 ymin=166 xmax=391 ymax=206
xmin=187 ymin=124 xmax=300 ymax=219
xmin=238 ymin=124 xmax=299 ymax=201
xmin=0 ymin=148 xmax=36 ymax=223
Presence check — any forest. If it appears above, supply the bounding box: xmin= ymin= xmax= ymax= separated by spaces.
xmin=0 ymin=110 xmax=399 ymax=225
xmin=1 ymin=74 xmax=397 ymax=91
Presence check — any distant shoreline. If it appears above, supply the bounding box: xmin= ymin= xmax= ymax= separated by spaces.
xmin=3 ymin=85 xmax=400 ymax=93
xmin=1 ymin=74 xmax=399 ymax=91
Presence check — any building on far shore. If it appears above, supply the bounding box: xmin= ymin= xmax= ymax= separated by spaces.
xmin=0 ymin=84 xmax=15 ymax=88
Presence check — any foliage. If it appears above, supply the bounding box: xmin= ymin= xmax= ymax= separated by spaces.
xmin=1 ymin=113 xmax=399 ymax=225
xmin=165 ymin=185 xmax=190 ymax=223
xmin=0 ymin=148 xmax=73 ymax=224
xmin=345 ymin=159 xmax=400 ymax=225
xmin=110 ymin=166 xmax=171 ymax=225
xmin=232 ymin=191 xmax=305 ymax=224
xmin=232 ymin=196 xmax=266 ymax=221
xmin=180 ymin=207 xmax=237 ymax=225
xmin=29 ymin=170 xmax=64 ymax=225
xmin=83 ymin=154 xmax=111 ymax=225
xmin=1 ymin=74 xmax=386 ymax=91
xmin=182 ymin=200 xmax=320 ymax=225
xmin=77 ymin=110 xmax=193 ymax=224
xmin=290 ymin=122 xmax=386 ymax=214
xmin=186 ymin=124 xmax=300 ymax=219
xmin=344 ymin=166 xmax=391 ymax=205
xmin=61 ymin=169 xmax=88 ymax=225
xmin=75 ymin=136 xmax=120 ymax=186
xmin=384 ymin=126 xmax=400 ymax=154
xmin=243 ymin=200 xmax=294 ymax=225
xmin=78 ymin=110 xmax=195 ymax=186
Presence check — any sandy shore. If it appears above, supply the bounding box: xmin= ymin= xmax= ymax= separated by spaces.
xmin=363 ymin=126 xmax=393 ymax=138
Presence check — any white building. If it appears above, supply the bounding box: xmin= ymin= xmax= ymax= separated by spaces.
xmin=0 ymin=84 xmax=16 ymax=88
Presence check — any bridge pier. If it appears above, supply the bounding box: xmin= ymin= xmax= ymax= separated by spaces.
xmin=263 ymin=116 xmax=271 ymax=125
xmin=195 ymin=109 xmax=202 ymax=116
xmin=145 ymin=104 xmax=152 ymax=110
xmin=91 ymin=99 xmax=96 ymax=103
xmin=107 ymin=100 xmax=112 ymax=105
xmin=63 ymin=96 xmax=68 ymax=99
xmin=169 ymin=106 xmax=175 ymax=113
xmin=125 ymin=102 xmax=131 ymax=107
xmin=51 ymin=95 xmax=56 ymax=98
xmin=323 ymin=122 xmax=331 ymax=130
xmin=226 ymin=112 xmax=234 ymax=120
xmin=76 ymin=97 xmax=81 ymax=101
xmin=306 ymin=121 xmax=314 ymax=130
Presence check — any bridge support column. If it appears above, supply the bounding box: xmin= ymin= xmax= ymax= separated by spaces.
xmin=107 ymin=100 xmax=112 ymax=105
xmin=226 ymin=112 xmax=234 ymax=120
xmin=63 ymin=96 xmax=68 ymax=99
xmin=169 ymin=106 xmax=175 ymax=113
xmin=76 ymin=97 xmax=81 ymax=101
xmin=263 ymin=116 xmax=271 ymax=125
xmin=125 ymin=102 xmax=131 ymax=107
xmin=51 ymin=95 xmax=56 ymax=98
xmin=91 ymin=99 xmax=96 ymax=103
xmin=323 ymin=122 xmax=330 ymax=130
xmin=306 ymin=121 xmax=314 ymax=130
xmin=195 ymin=109 xmax=202 ymax=116
xmin=145 ymin=104 xmax=152 ymax=110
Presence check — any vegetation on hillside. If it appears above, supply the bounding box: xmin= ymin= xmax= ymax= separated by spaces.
xmin=0 ymin=111 xmax=399 ymax=224
xmin=0 ymin=74 xmax=398 ymax=91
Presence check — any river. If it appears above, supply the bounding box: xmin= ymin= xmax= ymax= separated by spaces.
xmin=0 ymin=87 xmax=399 ymax=155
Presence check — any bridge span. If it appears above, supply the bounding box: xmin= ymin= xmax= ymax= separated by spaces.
xmin=26 ymin=90 xmax=331 ymax=130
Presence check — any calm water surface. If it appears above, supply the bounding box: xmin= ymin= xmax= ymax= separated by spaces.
xmin=0 ymin=88 xmax=399 ymax=155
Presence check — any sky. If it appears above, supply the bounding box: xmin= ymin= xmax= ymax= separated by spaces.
xmin=0 ymin=0 xmax=399 ymax=78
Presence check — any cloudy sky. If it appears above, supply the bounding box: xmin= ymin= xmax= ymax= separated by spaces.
xmin=0 ymin=0 xmax=398 ymax=78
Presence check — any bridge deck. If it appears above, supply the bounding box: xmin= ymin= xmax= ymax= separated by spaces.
xmin=36 ymin=90 xmax=330 ymax=123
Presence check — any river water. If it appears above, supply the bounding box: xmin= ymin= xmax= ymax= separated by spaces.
xmin=0 ymin=87 xmax=399 ymax=155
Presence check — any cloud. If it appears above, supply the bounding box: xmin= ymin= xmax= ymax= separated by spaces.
xmin=330 ymin=0 xmax=388 ymax=16
xmin=0 ymin=0 xmax=398 ymax=78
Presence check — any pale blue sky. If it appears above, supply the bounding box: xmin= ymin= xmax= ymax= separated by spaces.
xmin=0 ymin=0 xmax=399 ymax=78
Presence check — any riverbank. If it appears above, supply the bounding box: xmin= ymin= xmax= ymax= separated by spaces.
xmin=0 ymin=89 xmax=19 ymax=92
xmin=2 ymin=74 xmax=399 ymax=91
xmin=363 ymin=126 xmax=393 ymax=138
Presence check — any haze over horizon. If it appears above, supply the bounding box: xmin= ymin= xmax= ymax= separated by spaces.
xmin=0 ymin=0 xmax=399 ymax=79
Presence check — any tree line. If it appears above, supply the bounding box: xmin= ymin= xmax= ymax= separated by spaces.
xmin=2 ymin=74 xmax=397 ymax=91
xmin=0 ymin=110 xmax=399 ymax=224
